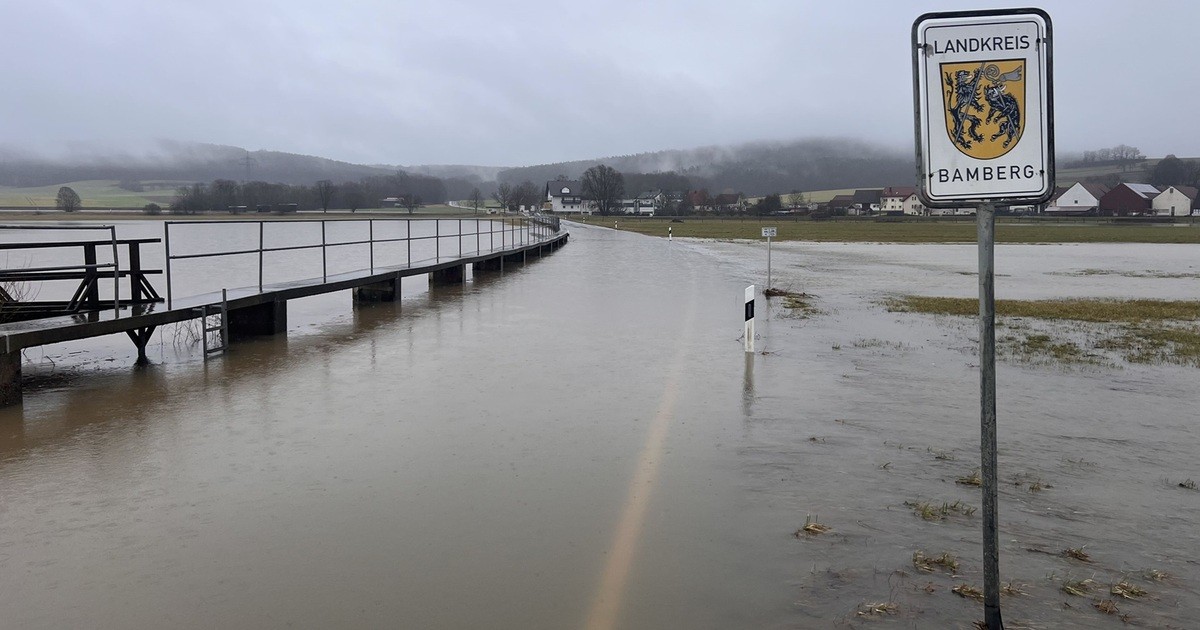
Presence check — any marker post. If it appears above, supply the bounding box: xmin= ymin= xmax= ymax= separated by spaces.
xmin=744 ymin=285 xmax=755 ymax=353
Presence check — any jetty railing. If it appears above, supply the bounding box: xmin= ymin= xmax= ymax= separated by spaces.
xmin=164 ymin=216 xmax=560 ymax=308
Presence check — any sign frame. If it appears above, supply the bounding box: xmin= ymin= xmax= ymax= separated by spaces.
xmin=761 ymin=227 xmax=777 ymax=238
xmin=912 ymin=8 xmax=1054 ymax=207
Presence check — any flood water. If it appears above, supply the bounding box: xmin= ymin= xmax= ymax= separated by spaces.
xmin=1 ymin=220 xmax=1198 ymax=628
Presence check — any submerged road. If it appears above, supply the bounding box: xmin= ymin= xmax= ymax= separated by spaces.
xmin=0 ymin=221 xmax=788 ymax=629
xmin=6 ymin=224 xmax=1197 ymax=628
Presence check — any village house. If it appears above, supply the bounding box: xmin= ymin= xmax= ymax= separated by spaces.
xmin=618 ymin=190 xmax=660 ymax=216
xmin=544 ymin=180 xmax=586 ymax=214
xmin=712 ymin=192 xmax=744 ymax=213
xmin=826 ymin=194 xmax=855 ymax=214
xmin=1152 ymin=185 xmax=1198 ymax=217
xmin=851 ymin=189 xmax=882 ymax=215
xmin=880 ymin=186 xmax=926 ymax=216
xmin=1099 ymin=183 xmax=1161 ymax=216
xmin=1045 ymin=182 xmax=1109 ymax=215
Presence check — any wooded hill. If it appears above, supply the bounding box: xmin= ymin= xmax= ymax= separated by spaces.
xmin=0 ymin=139 xmax=1188 ymax=206
xmin=496 ymin=138 xmax=914 ymax=195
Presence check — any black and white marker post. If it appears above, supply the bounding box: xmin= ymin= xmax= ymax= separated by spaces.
xmin=744 ymin=284 xmax=755 ymax=354
xmin=913 ymin=9 xmax=1053 ymax=629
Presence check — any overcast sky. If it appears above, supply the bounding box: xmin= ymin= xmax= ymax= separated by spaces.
xmin=3 ymin=0 xmax=1197 ymax=167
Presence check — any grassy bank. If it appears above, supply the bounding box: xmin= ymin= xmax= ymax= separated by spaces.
xmin=887 ymin=296 xmax=1200 ymax=367
xmin=570 ymin=216 xmax=1200 ymax=244
xmin=886 ymin=296 xmax=1200 ymax=322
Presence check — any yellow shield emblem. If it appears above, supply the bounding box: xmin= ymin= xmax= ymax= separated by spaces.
xmin=941 ymin=60 xmax=1026 ymax=160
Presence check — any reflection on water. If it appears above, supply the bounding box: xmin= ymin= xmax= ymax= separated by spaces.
xmin=1 ymin=225 xmax=1198 ymax=628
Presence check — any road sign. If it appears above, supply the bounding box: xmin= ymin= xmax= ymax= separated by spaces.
xmin=761 ymin=227 xmax=777 ymax=238
xmin=912 ymin=8 xmax=1053 ymax=206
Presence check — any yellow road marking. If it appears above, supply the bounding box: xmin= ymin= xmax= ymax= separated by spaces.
xmin=583 ymin=373 xmax=681 ymax=630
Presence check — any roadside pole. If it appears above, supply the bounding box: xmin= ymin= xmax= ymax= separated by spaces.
xmin=761 ymin=227 xmax=777 ymax=290
xmin=669 ymin=226 xmax=673 ymax=242
xmin=977 ymin=202 xmax=1000 ymax=628
xmin=913 ymin=10 xmax=1053 ymax=629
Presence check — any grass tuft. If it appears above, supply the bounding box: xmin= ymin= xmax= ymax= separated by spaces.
xmin=952 ymin=584 xmax=984 ymax=601
xmin=1062 ymin=547 xmax=1091 ymax=562
xmin=956 ymin=469 xmax=982 ymax=486
xmin=1111 ymin=580 xmax=1147 ymax=599
xmin=1001 ymin=581 xmax=1027 ymax=597
xmin=795 ymin=515 xmax=830 ymax=536
xmin=904 ymin=500 xmax=976 ymax=521
xmin=912 ymin=550 xmax=959 ymax=574
xmin=855 ymin=602 xmax=899 ymax=617
xmin=1061 ymin=577 xmax=1096 ymax=596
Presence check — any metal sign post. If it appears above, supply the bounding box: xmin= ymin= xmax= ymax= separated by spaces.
xmin=912 ymin=9 xmax=1053 ymax=630
xmin=762 ymin=227 xmax=777 ymax=290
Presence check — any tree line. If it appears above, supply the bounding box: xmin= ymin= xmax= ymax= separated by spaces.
xmin=163 ymin=171 xmax=451 ymax=214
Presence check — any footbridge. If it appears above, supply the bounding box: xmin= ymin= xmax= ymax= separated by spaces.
xmin=0 ymin=216 xmax=568 ymax=405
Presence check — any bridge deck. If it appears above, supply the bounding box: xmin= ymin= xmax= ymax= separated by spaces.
xmin=0 ymin=233 xmax=566 ymax=354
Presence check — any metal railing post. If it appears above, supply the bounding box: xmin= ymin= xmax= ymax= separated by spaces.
xmin=476 ymin=218 xmax=480 ymax=255
xmin=164 ymin=222 xmax=173 ymax=309
xmin=369 ymin=219 xmax=375 ymax=273
xmin=407 ymin=219 xmax=412 ymax=267
xmin=458 ymin=218 xmax=462 ymax=257
xmin=258 ymin=221 xmax=264 ymax=292
xmin=436 ymin=219 xmax=440 ymax=262
xmin=109 ymin=226 xmax=120 ymax=312
xmin=321 ymin=220 xmax=327 ymax=281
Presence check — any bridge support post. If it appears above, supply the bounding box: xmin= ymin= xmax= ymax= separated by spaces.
xmin=228 ymin=299 xmax=287 ymax=341
xmin=125 ymin=326 xmax=157 ymax=366
xmin=429 ymin=265 xmax=465 ymax=285
xmin=473 ymin=257 xmax=503 ymax=273
xmin=354 ymin=276 xmax=402 ymax=303
xmin=0 ymin=351 xmax=20 ymax=407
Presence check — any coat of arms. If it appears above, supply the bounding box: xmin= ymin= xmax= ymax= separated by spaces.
xmin=941 ymin=60 xmax=1025 ymax=159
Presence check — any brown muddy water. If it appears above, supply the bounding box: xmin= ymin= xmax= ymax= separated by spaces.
xmin=1 ymin=220 xmax=1198 ymax=628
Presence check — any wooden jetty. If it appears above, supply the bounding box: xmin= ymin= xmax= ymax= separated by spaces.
xmin=0 ymin=218 xmax=568 ymax=406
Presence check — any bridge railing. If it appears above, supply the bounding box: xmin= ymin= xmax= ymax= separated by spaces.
xmin=163 ymin=217 xmax=557 ymax=308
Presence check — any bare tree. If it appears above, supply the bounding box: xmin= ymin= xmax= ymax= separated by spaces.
xmin=513 ymin=180 xmax=540 ymax=212
xmin=400 ymin=193 xmax=421 ymax=214
xmin=581 ymin=164 xmax=624 ymax=215
xmin=56 ymin=186 xmax=81 ymax=212
xmin=469 ymin=187 xmax=483 ymax=215
xmin=786 ymin=190 xmax=807 ymax=209
xmin=492 ymin=183 xmax=513 ymax=213
xmin=315 ymin=180 xmax=336 ymax=213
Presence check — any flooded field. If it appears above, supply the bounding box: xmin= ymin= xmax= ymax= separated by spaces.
xmin=1 ymin=221 xmax=1197 ymax=628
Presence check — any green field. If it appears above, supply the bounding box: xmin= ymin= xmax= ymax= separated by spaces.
xmin=0 ymin=180 xmax=182 ymax=208
xmin=571 ymin=216 xmax=1200 ymax=244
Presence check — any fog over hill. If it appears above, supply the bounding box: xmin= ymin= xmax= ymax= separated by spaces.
xmin=497 ymin=138 xmax=914 ymax=194
xmin=1 ymin=138 xmax=1149 ymax=200
xmin=0 ymin=141 xmax=400 ymax=188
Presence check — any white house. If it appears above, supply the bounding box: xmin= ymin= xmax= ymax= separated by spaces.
xmin=1045 ymin=182 xmax=1109 ymax=215
xmin=1152 ymin=185 xmax=1198 ymax=217
xmin=880 ymin=186 xmax=927 ymax=216
xmin=545 ymin=180 xmax=586 ymax=214
xmin=618 ymin=191 xmax=659 ymax=216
